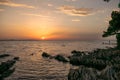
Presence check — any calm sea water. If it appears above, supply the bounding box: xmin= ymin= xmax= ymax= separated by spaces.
xmin=0 ymin=41 xmax=114 ymax=80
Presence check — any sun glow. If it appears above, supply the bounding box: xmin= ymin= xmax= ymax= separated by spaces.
xmin=41 ymin=36 xmax=45 ymax=40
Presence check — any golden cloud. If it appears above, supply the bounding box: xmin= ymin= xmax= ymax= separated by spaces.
xmin=58 ymin=5 xmax=95 ymax=16
xmin=72 ymin=19 xmax=80 ymax=22
xmin=0 ymin=0 xmax=35 ymax=9
xmin=22 ymin=13 xmax=50 ymax=18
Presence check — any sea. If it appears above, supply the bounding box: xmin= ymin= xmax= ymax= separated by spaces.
xmin=0 ymin=40 xmax=115 ymax=80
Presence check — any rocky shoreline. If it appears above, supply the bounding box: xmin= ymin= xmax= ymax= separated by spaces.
xmin=0 ymin=54 xmax=19 ymax=80
xmin=42 ymin=48 xmax=120 ymax=80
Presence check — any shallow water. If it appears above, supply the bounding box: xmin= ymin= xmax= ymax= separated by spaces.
xmin=0 ymin=41 xmax=114 ymax=80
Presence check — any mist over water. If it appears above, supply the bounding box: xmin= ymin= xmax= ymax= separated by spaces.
xmin=0 ymin=41 xmax=114 ymax=80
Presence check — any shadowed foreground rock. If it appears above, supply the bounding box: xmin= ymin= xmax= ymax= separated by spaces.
xmin=0 ymin=54 xmax=19 ymax=80
xmin=68 ymin=66 xmax=98 ymax=80
xmin=68 ymin=48 xmax=120 ymax=80
xmin=0 ymin=59 xmax=16 ymax=80
xmin=68 ymin=65 xmax=120 ymax=80
xmin=70 ymin=49 xmax=120 ymax=70
xmin=71 ymin=50 xmax=85 ymax=56
xmin=0 ymin=54 xmax=10 ymax=58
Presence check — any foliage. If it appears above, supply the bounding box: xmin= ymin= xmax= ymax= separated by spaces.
xmin=102 ymin=0 xmax=120 ymax=48
xmin=103 ymin=11 xmax=120 ymax=37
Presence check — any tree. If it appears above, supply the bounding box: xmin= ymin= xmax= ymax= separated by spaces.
xmin=102 ymin=0 xmax=120 ymax=48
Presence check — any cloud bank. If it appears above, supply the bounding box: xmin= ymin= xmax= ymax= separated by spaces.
xmin=0 ymin=0 xmax=35 ymax=9
xmin=58 ymin=5 xmax=95 ymax=16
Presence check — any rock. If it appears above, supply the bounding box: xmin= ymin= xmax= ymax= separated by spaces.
xmin=68 ymin=66 xmax=98 ymax=80
xmin=0 ymin=54 xmax=10 ymax=58
xmin=0 ymin=60 xmax=16 ymax=75
xmin=55 ymin=55 xmax=68 ymax=63
xmin=71 ymin=50 xmax=85 ymax=56
xmin=0 ymin=58 xmax=16 ymax=80
xmin=30 ymin=53 xmax=34 ymax=56
xmin=69 ymin=56 xmax=82 ymax=65
xmin=70 ymin=56 xmax=107 ymax=70
xmin=1 ymin=68 xmax=15 ymax=79
xmin=100 ymin=65 xmax=120 ymax=80
xmin=42 ymin=52 xmax=68 ymax=62
xmin=42 ymin=52 xmax=51 ymax=58
xmin=13 ymin=57 xmax=20 ymax=61
xmin=68 ymin=49 xmax=120 ymax=80
xmin=68 ymin=65 xmax=120 ymax=80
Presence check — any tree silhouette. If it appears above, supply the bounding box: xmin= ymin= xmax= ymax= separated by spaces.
xmin=102 ymin=0 xmax=120 ymax=48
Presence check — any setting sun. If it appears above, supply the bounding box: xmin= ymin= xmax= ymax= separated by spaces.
xmin=41 ymin=37 xmax=45 ymax=40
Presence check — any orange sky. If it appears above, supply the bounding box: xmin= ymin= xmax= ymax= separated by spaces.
xmin=0 ymin=0 xmax=119 ymax=40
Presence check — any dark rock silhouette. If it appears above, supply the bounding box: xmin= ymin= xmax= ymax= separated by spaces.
xmin=0 ymin=59 xmax=16 ymax=80
xmin=42 ymin=52 xmax=69 ymax=63
xmin=42 ymin=52 xmax=51 ymax=58
xmin=13 ymin=57 xmax=20 ymax=61
xmin=0 ymin=54 xmax=19 ymax=80
xmin=0 ymin=54 xmax=10 ymax=58
xmin=68 ymin=48 xmax=120 ymax=80
xmin=68 ymin=65 xmax=120 ymax=80
xmin=71 ymin=50 xmax=85 ymax=56
xmin=55 ymin=55 xmax=68 ymax=63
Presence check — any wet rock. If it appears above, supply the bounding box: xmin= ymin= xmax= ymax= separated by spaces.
xmin=13 ymin=57 xmax=20 ymax=61
xmin=0 ymin=54 xmax=10 ymax=58
xmin=55 ymin=55 xmax=68 ymax=63
xmin=42 ymin=52 xmax=51 ymax=58
xmin=0 ymin=60 xmax=16 ymax=74
xmin=1 ymin=68 xmax=15 ymax=79
xmin=71 ymin=50 xmax=85 ymax=56
xmin=0 ymin=59 xmax=16 ymax=80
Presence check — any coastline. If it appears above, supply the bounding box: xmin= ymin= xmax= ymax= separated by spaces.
xmin=42 ymin=47 xmax=120 ymax=80
xmin=0 ymin=40 xmax=119 ymax=80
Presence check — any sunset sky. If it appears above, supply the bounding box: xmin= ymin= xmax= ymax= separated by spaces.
xmin=0 ymin=0 xmax=119 ymax=40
